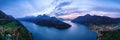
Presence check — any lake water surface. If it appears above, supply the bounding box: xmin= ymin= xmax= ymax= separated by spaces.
xmin=20 ymin=21 xmax=97 ymax=40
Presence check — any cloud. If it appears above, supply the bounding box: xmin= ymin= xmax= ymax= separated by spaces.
xmin=29 ymin=0 xmax=54 ymax=11
xmin=88 ymin=11 xmax=120 ymax=18
xmin=0 ymin=0 xmax=120 ymax=18
xmin=57 ymin=2 xmax=71 ymax=7
xmin=92 ymin=7 xmax=120 ymax=13
xmin=57 ymin=13 xmax=86 ymax=19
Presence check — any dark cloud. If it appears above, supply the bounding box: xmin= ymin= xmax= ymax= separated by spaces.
xmin=57 ymin=2 xmax=71 ymax=7
xmin=55 ymin=1 xmax=71 ymax=11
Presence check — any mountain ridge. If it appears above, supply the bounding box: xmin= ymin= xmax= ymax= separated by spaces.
xmin=0 ymin=10 xmax=33 ymax=40
xmin=17 ymin=14 xmax=71 ymax=29
xmin=72 ymin=14 xmax=120 ymax=25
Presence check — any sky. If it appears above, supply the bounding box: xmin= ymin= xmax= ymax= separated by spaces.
xmin=0 ymin=0 xmax=120 ymax=19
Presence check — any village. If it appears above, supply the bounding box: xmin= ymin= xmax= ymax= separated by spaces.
xmin=90 ymin=24 xmax=120 ymax=40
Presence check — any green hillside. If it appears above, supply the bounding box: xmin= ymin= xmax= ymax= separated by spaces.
xmin=0 ymin=10 xmax=33 ymax=40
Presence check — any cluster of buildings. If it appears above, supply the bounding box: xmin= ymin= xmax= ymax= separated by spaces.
xmin=90 ymin=24 xmax=120 ymax=40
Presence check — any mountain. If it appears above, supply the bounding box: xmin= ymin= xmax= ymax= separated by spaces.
xmin=101 ymin=29 xmax=120 ymax=40
xmin=0 ymin=10 xmax=32 ymax=40
xmin=17 ymin=15 xmax=71 ymax=29
xmin=0 ymin=10 xmax=7 ymax=18
xmin=72 ymin=14 xmax=120 ymax=25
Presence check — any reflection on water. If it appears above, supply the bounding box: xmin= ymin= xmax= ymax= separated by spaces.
xmin=21 ymin=21 xmax=97 ymax=40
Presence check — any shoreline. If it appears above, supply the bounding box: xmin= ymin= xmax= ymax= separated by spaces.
xmin=89 ymin=24 xmax=120 ymax=40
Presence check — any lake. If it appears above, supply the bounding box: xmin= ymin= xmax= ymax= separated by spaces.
xmin=20 ymin=21 xmax=97 ymax=40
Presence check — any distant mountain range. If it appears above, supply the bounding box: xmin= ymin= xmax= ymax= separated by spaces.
xmin=72 ymin=14 xmax=120 ymax=25
xmin=17 ymin=15 xmax=71 ymax=29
